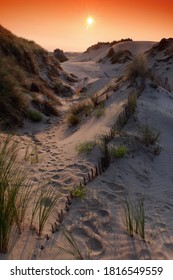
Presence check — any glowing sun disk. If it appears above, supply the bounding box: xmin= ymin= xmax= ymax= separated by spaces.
xmin=87 ymin=17 xmax=94 ymax=25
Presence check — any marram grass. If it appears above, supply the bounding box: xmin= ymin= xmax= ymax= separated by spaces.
xmin=0 ymin=135 xmax=59 ymax=253
xmin=30 ymin=184 xmax=59 ymax=236
xmin=0 ymin=136 xmax=32 ymax=253
xmin=76 ymin=141 xmax=95 ymax=154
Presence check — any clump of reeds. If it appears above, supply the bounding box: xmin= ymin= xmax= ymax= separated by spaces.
xmin=67 ymin=113 xmax=80 ymax=126
xmin=125 ymin=55 xmax=149 ymax=82
xmin=27 ymin=109 xmax=42 ymax=122
xmin=124 ymin=195 xmax=134 ymax=237
xmin=24 ymin=144 xmax=39 ymax=164
xmin=69 ymin=102 xmax=88 ymax=115
xmin=134 ymin=195 xmax=145 ymax=240
xmin=67 ymin=101 xmax=88 ymax=126
xmin=90 ymin=93 xmax=100 ymax=108
xmin=141 ymin=124 xmax=160 ymax=146
xmin=0 ymin=62 xmax=27 ymax=128
xmin=30 ymin=184 xmax=59 ymax=236
xmin=0 ymin=136 xmax=32 ymax=253
xmin=110 ymin=145 xmax=128 ymax=159
xmin=123 ymin=194 xmax=145 ymax=240
xmin=76 ymin=141 xmax=95 ymax=154
xmin=98 ymin=136 xmax=111 ymax=170
xmin=58 ymin=225 xmax=83 ymax=259
xmin=95 ymin=102 xmax=105 ymax=118
xmin=128 ymin=91 xmax=137 ymax=114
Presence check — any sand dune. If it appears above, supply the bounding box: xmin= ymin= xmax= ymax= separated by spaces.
xmin=1 ymin=39 xmax=173 ymax=260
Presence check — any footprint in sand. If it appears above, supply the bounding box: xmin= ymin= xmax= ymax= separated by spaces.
xmin=83 ymin=220 xmax=100 ymax=235
xmin=66 ymin=163 xmax=87 ymax=172
xmin=49 ymin=169 xmax=60 ymax=173
xmin=50 ymin=180 xmax=61 ymax=187
xmin=86 ymin=237 xmax=103 ymax=252
xmin=38 ymin=168 xmax=46 ymax=172
xmin=50 ymin=159 xmax=57 ymax=162
xmin=71 ymin=226 xmax=103 ymax=255
xmin=63 ymin=178 xmax=73 ymax=184
xmin=49 ymin=168 xmax=65 ymax=173
xmin=52 ymin=174 xmax=60 ymax=180
xmin=71 ymin=227 xmax=90 ymax=239
xmin=97 ymin=209 xmax=110 ymax=218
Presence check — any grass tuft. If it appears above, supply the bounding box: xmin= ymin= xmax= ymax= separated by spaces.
xmin=123 ymin=195 xmax=134 ymax=237
xmin=128 ymin=92 xmax=137 ymax=114
xmin=0 ymin=61 xmax=27 ymax=128
xmin=90 ymin=94 xmax=100 ymax=108
xmin=95 ymin=102 xmax=105 ymax=118
xmin=67 ymin=113 xmax=79 ymax=126
xmin=69 ymin=102 xmax=88 ymax=115
xmin=72 ymin=185 xmax=86 ymax=198
xmin=110 ymin=145 xmax=128 ymax=158
xmin=30 ymin=184 xmax=59 ymax=236
xmin=67 ymin=101 xmax=88 ymax=126
xmin=134 ymin=195 xmax=145 ymax=240
xmin=125 ymin=55 xmax=149 ymax=82
xmin=0 ymin=136 xmax=32 ymax=253
xmin=141 ymin=124 xmax=160 ymax=146
xmin=59 ymin=225 xmax=83 ymax=259
xmin=123 ymin=194 xmax=145 ymax=240
xmin=76 ymin=141 xmax=95 ymax=154
xmin=27 ymin=109 xmax=42 ymax=122
xmin=24 ymin=144 xmax=40 ymax=164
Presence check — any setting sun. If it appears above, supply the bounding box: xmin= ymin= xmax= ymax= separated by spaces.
xmin=87 ymin=16 xmax=94 ymax=26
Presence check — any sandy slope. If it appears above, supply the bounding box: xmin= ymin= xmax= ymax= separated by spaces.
xmin=1 ymin=40 xmax=173 ymax=260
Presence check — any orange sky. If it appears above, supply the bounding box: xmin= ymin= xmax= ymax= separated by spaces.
xmin=0 ymin=0 xmax=172 ymax=51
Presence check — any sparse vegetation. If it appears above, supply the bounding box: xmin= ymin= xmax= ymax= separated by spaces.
xmin=98 ymin=137 xmax=111 ymax=169
xmin=27 ymin=109 xmax=42 ymax=122
xmin=90 ymin=93 xmax=100 ymax=108
xmin=141 ymin=124 xmax=160 ymax=146
xmin=0 ymin=60 xmax=27 ymax=128
xmin=24 ymin=144 xmax=40 ymax=164
xmin=67 ymin=101 xmax=89 ymax=126
xmin=76 ymin=141 xmax=95 ymax=154
xmin=53 ymin=80 xmax=73 ymax=97
xmin=105 ymin=48 xmax=132 ymax=64
xmin=0 ymin=135 xmax=59 ymax=253
xmin=110 ymin=145 xmax=128 ymax=158
xmin=30 ymin=185 xmax=59 ymax=236
xmin=32 ymin=97 xmax=59 ymax=117
xmin=95 ymin=102 xmax=105 ymax=118
xmin=124 ymin=195 xmax=134 ymax=237
xmin=69 ymin=102 xmax=88 ymax=115
xmin=134 ymin=195 xmax=145 ymax=240
xmin=67 ymin=113 xmax=80 ymax=126
xmin=0 ymin=136 xmax=32 ymax=253
xmin=128 ymin=92 xmax=137 ymax=114
xmin=123 ymin=194 xmax=145 ymax=240
xmin=125 ymin=55 xmax=149 ymax=82
xmin=72 ymin=185 xmax=86 ymax=198
xmin=85 ymin=104 xmax=94 ymax=117
xmin=0 ymin=25 xmax=66 ymax=128
xmin=59 ymin=225 xmax=83 ymax=259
